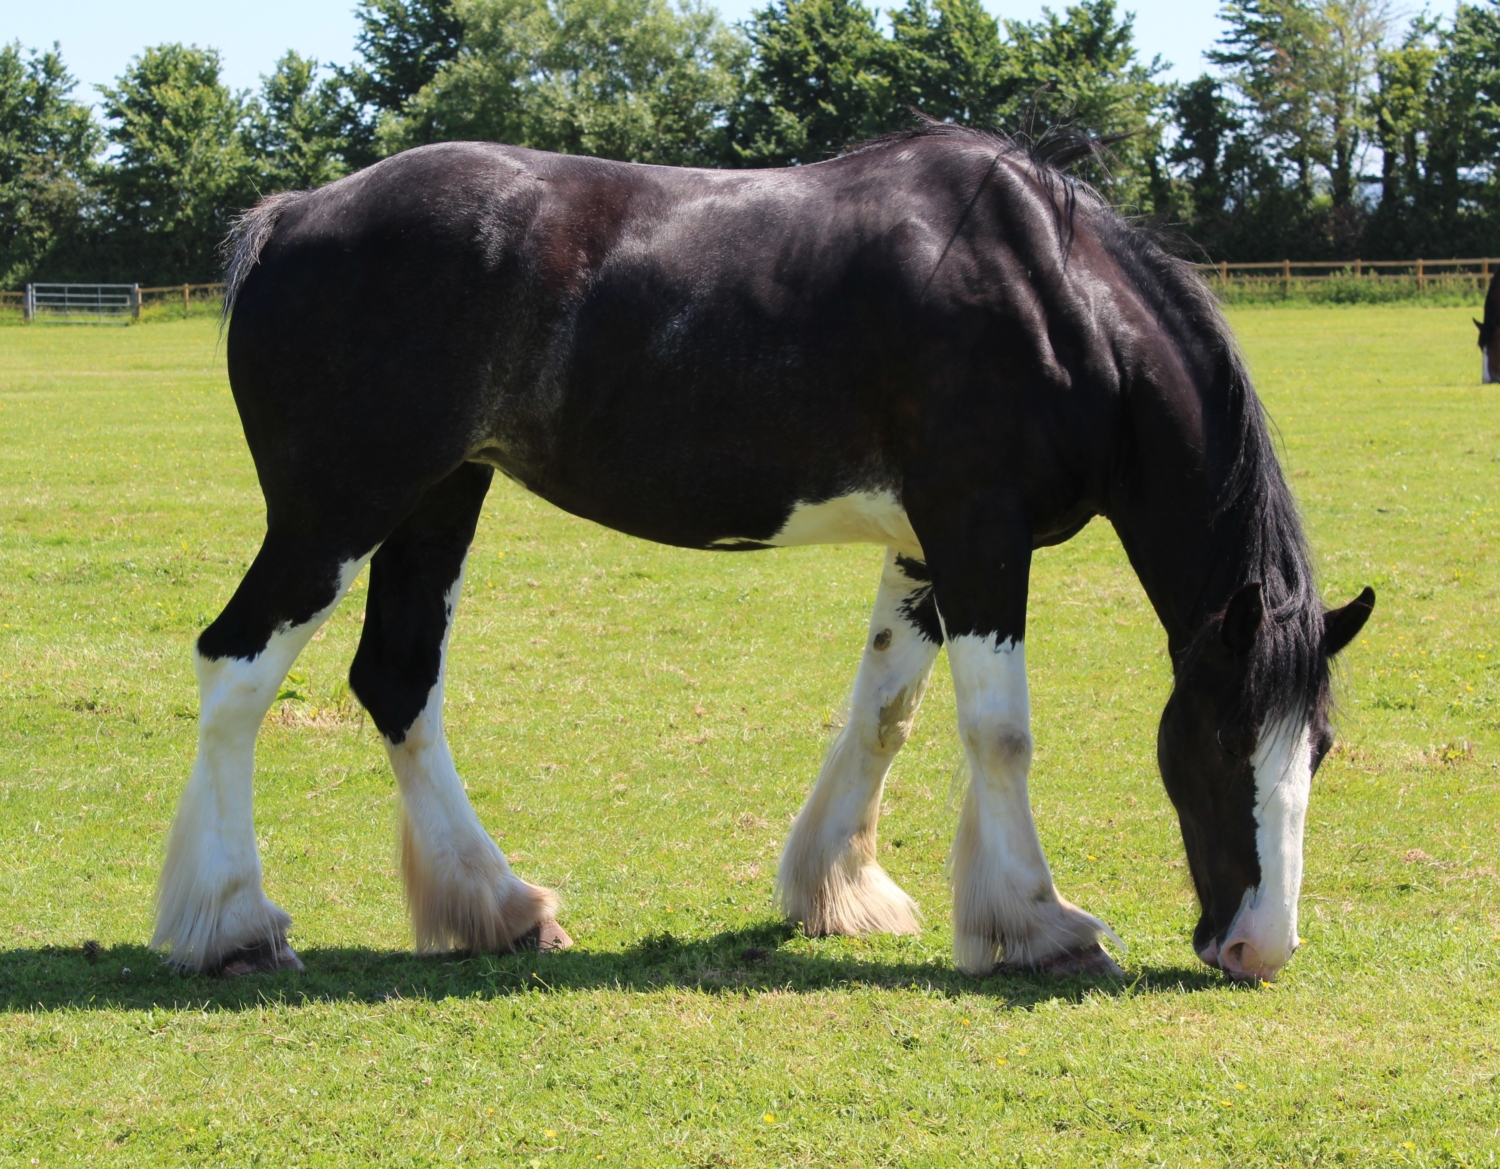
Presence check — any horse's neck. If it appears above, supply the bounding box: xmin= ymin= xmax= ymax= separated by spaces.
xmin=1107 ymin=404 xmax=1256 ymax=660
xmin=1113 ymin=507 xmax=1240 ymax=661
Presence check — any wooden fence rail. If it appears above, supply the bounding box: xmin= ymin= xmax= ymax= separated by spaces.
xmin=136 ymin=283 xmax=228 ymax=318
xmin=1193 ymin=257 xmax=1497 ymax=294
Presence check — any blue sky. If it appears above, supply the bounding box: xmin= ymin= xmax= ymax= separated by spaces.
xmin=9 ymin=0 xmax=1228 ymax=106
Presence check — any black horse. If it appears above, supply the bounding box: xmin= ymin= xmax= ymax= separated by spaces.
xmin=1477 ymin=270 xmax=1498 ymax=383
xmin=153 ymin=124 xmax=1373 ymax=981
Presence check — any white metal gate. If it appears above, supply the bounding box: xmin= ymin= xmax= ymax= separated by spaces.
xmin=24 ymin=283 xmax=140 ymax=322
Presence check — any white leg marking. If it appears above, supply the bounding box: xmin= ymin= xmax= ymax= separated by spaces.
xmin=947 ymin=635 xmax=1123 ymax=975
xmin=1484 ymin=349 xmax=1492 ymax=385
xmin=154 ymin=556 xmax=370 ymax=970
xmin=387 ymin=559 xmax=558 ymax=952
xmin=1219 ymin=716 xmax=1312 ymax=981
xmin=777 ymin=550 xmax=939 ymax=935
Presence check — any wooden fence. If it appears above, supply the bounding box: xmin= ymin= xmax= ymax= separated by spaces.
xmin=136 ymin=282 xmax=228 ymax=317
xmin=1193 ymin=257 xmax=1498 ymax=294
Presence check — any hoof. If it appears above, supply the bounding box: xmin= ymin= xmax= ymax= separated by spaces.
xmin=219 ymin=939 xmax=304 ymax=977
xmin=1034 ymin=943 xmax=1124 ymax=979
xmin=514 ymin=919 xmax=572 ymax=953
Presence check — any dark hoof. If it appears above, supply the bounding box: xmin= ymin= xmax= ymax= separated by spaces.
xmin=219 ymin=939 xmax=304 ymax=977
xmin=1036 ymin=943 xmax=1124 ymax=979
xmin=514 ymin=919 xmax=573 ymax=953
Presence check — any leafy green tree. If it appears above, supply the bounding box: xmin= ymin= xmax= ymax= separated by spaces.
xmin=244 ymin=52 xmax=352 ymax=190
xmin=339 ymin=0 xmax=466 ymax=163
xmin=383 ymin=0 xmax=745 ymax=166
xmin=886 ymin=0 xmax=1008 ymax=126
xmin=1363 ymin=3 xmax=1500 ymax=255
xmin=97 ymin=44 xmax=256 ymax=283
xmin=1168 ymin=75 xmax=1243 ymax=220
xmin=1370 ymin=17 xmax=1442 ymax=213
xmin=1160 ymin=72 xmax=1325 ymax=260
xmin=346 ymin=0 xmax=466 ymax=115
xmin=992 ymin=0 xmax=1168 ymax=208
xmin=1439 ymin=1 xmax=1500 ymax=205
xmin=1211 ymin=0 xmax=1390 ymax=211
xmin=730 ymin=0 xmax=892 ymax=166
xmin=0 ymin=42 xmax=100 ymax=286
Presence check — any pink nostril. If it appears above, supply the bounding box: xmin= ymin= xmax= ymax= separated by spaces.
xmin=1221 ymin=940 xmax=1281 ymax=982
xmin=1218 ymin=936 xmax=1266 ymax=984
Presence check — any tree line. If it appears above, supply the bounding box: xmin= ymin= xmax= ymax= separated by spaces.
xmin=3 ymin=0 xmax=1499 ymax=288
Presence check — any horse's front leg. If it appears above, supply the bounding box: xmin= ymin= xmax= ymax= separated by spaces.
xmin=907 ymin=489 xmax=1123 ymax=978
xmin=777 ymin=548 xmax=941 ymax=936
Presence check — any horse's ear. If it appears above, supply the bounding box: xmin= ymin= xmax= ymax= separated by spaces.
xmin=1221 ymin=582 xmax=1264 ymax=657
xmin=1325 ymin=586 xmax=1375 ymax=656
xmin=1476 ymin=318 xmax=1484 ymax=330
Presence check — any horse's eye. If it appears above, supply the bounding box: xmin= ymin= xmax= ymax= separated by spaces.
xmin=1216 ymin=728 xmax=1247 ymax=761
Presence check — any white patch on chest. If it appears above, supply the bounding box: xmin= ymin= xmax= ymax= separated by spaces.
xmin=716 ymin=490 xmax=923 ymax=556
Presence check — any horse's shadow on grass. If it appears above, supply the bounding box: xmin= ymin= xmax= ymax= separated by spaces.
xmin=0 ymin=921 xmax=1228 ymax=1012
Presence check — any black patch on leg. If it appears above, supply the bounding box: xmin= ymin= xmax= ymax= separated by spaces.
xmin=197 ymin=534 xmax=347 ymax=662
xmin=893 ymin=556 xmax=943 ymax=644
xmin=349 ymin=463 xmax=493 ymax=743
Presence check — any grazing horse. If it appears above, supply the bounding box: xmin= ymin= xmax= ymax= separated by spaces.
xmin=154 ymin=124 xmax=1373 ymax=982
xmin=1477 ymin=270 xmax=1499 ymax=384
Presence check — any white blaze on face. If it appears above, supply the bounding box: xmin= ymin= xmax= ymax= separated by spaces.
xmin=1218 ymin=715 xmax=1313 ymax=981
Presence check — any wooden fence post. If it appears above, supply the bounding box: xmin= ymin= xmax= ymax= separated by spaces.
xmin=1417 ymin=258 xmax=1424 ymax=292
xmin=1220 ymin=260 xmax=1228 ymax=285
xmin=23 ymin=284 xmax=33 ymax=323
xmin=183 ymin=283 xmax=189 ymax=318
xmin=131 ymin=284 xmax=141 ymax=321
xmin=1354 ymin=258 xmax=1362 ymax=278
xmin=1282 ymin=258 xmax=1291 ymax=297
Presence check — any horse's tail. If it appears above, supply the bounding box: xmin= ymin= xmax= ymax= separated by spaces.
xmin=220 ymin=190 xmax=306 ymax=321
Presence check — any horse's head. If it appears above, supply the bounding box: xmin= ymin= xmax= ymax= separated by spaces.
xmin=1476 ymin=315 xmax=1497 ymax=384
xmin=1157 ymin=583 xmax=1374 ymax=981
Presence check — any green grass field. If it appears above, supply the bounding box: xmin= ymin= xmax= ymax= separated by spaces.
xmin=0 ymin=308 xmax=1496 ymax=1166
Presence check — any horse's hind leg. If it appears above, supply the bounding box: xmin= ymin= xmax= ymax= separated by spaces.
xmin=777 ymin=549 xmax=941 ymax=936
xmin=154 ymin=534 xmax=372 ymax=973
xmin=349 ymin=463 xmax=567 ymax=955
xmin=905 ymin=488 xmax=1122 ymax=978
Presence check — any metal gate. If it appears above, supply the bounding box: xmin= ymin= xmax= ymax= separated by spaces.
xmin=24 ymin=283 xmax=140 ymax=322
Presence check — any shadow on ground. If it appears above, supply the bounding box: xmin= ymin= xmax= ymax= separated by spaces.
xmin=0 ymin=921 xmax=1228 ymax=1011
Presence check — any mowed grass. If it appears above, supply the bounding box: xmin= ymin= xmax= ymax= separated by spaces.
xmin=0 ymin=308 xmax=1496 ymax=1167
